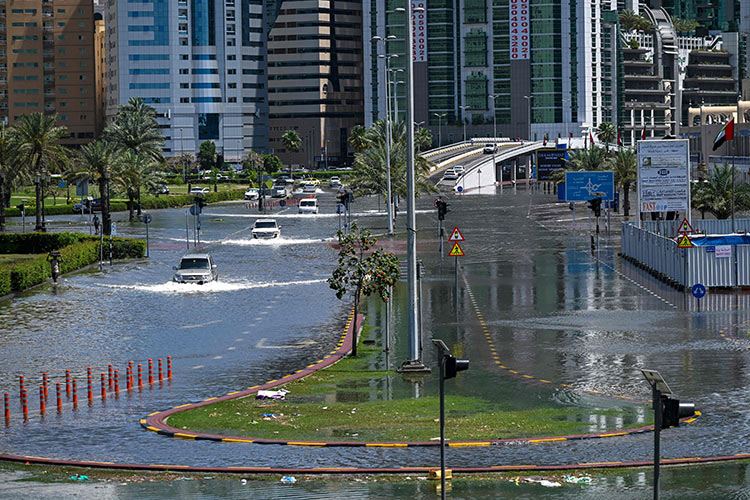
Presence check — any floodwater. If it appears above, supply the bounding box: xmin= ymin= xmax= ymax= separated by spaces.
xmin=1 ymin=186 xmax=750 ymax=496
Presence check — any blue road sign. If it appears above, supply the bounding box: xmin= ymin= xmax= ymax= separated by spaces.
xmin=457 ymin=186 xmax=463 ymax=192
xmin=279 ymin=199 xmax=286 ymax=207
xmin=564 ymin=171 xmax=615 ymax=201
xmin=691 ymin=283 xmax=706 ymax=299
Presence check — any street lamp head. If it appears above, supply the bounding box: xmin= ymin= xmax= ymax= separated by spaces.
xmin=386 ymin=35 xmax=397 ymax=40
xmin=394 ymin=7 xmax=405 ymax=12
xmin=371 ymin=35 xmax=382 ymax=41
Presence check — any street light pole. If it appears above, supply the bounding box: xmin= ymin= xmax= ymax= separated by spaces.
xmin=489 ymin=94 xmax=499 ymax=190
xmin=375 ymin=41 xmax=396 ymax=235
xmin=459 ymin=105 xmax=470 ymax=143
xmin=434 ymin=113 xmax=446 ymax=147
xmin=399 ymin=3 xmax=428 ymax=372
xmin=524 ymin=95 xmax=533 ymax=141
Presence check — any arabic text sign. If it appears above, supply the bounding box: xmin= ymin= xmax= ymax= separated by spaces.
xmin=564 ymin=171 xmax=615 ymax=201
xmin=637 ymin=140 xmax=690 ymax=213
xmin=509 ymin=0 xmax=529 ymax=60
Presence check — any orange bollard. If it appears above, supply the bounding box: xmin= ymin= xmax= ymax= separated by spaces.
xmin=137 ymin=364 xmax=143 ymax=389
xmin=65 ymin=370 xmax=71 ymax=396
xmin=167 ymin=356 xmax=172 ymax=379
xmin=55 ymin=383 xmax=62 ymax=413
xmin=42 ymin=373 xmax=48 ymax=400
xmin=21 ymin=389 xmax=28 ymax=420
xmin=128 ymin=361 xmax=134 ymax=388
xmin=4 ymin=392 xmax=9 ymax=424
xmin=72 ymin=379 xmax=78 ymax=409
xmin=39 ymin=386 xmax=45 ymax=415
xmin=158 ymin=359 xmax=163 ymax=382
xmin=108 ymin=364 xmax=113 ymax=389
xmin=114 ymin=370 xmax=119 ymax=395
xmin=87 ymin=374 xmax=93 ymax=404
xmin=125 ymin=366 xmax=131 ymax=391
xmin=100 ymin=373 xmax=106 ymax=400
xmin=19 ymin=375 xmax=24 ymax=404
xmin=148 ymin=359 xmax=153 ymax=385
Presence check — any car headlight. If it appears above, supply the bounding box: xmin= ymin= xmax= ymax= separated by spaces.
xmin=202 ymin=275 xmax=210 ymax=280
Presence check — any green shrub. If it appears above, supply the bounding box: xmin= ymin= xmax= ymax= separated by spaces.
xmin=0 ymin=266 xmax=10 ymax=297
xmin=0 ymin=232 xmax=82 ymax=254
xmin=10 ymin=258 xmax=47 ymax=291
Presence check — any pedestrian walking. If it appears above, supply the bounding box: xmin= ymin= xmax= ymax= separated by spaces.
xmin=93 ymin=214 xmax=100 ymax=235
xmin=47 ymin=251 xmax=63 ymax=283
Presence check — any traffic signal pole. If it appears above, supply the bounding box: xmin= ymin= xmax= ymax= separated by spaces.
xmin=438 ymin=352 xmax=446 ymax=500
xmin=653 ymin=384 xmax=662 ymax=500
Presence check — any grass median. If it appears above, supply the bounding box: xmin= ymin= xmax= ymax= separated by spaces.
xmin=167 ymin=325 xmax=648 ymax=443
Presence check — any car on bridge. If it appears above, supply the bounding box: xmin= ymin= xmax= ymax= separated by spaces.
xmin=483 ymin=144 xmax=498 ymax=154
xmin=442 ymin=168 xmax=458 ymax=181
xmin=454 ymin=165 xmax=465 ymax=175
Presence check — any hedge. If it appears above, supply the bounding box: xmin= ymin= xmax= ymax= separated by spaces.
xmin=0 ymin=232 xmax=146 ymax=297
xmin=138 ymin=189 xmax=246 ymax=210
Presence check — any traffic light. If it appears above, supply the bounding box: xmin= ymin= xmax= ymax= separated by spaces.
xmin=198 ymin=198 xmax=207 ymax=209
xmin=587 ymin=197 xmax=602 ymax=217
xmin=660 ymin=395 xmax=695 ymax=429
xmin=436 ymin=200 xmax=450 ymax=220
xmin=337 ymin=192 xmax=347 ymax=206
xmin=444 ymin=354 xmax=469 ymax=379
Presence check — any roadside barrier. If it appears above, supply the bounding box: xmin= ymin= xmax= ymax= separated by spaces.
xmin=245 ymin=195 xmax=310 ymax=210
xmin=2 ymin=357 xmax=174 ymax=425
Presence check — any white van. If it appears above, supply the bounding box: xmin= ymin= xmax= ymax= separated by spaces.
xmin=298 ymin=198 xmax=319 ymax=214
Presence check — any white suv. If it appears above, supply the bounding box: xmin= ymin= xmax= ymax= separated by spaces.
xmin=298 ymin=198 xmax=319 ymax=214
xmin=252 ymin=219 xmax=281 ymax=239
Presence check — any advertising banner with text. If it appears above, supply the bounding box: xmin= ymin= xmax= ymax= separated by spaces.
xmin=637 ymin=139 xmax=690 ymax=214
xmin=509 ymin=0 xmax=530 ymax=60
xmin=412 ymin=0 xmax=427 ymax=62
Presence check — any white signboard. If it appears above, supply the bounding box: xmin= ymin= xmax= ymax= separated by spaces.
xmin=411 ymin=0 xmax=426 ymax=62
xmin=509 ymin=0 xmax=530 ymax=60
xmin=715 ymin=245 xmax=731 ymax=258
xmin=637 ymin=139 xmax=690 ymax=214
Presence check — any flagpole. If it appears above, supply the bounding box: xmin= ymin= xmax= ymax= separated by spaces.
xmin=732 ymin=130 xmax=736 ymax=233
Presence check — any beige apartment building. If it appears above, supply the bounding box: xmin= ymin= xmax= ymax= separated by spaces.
xmin=0 ymin=0 xmax=96 ymax=146
xmin=93 ymin=12 xmax=104 ymax=135
xmin=267 ymin=0 xmax=364 ymax=169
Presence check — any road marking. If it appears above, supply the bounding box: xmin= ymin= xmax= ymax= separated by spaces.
xmin=256 ymin=338 xmax=317 ymax=349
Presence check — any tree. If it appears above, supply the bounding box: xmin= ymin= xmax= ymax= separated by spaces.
xmin=74 ymin=140 xmax=114 ymax=234
xmin=348 ymin=125 xmax=369 ymax=153
xmin=415 ymin=126 xmax=433 ymax=153
xmin=565 ymin=145 xmax=608 ymax=172
xmin=673 ymin=17 xmax=699 ymax=34
xmin=13 ymin=113 xmax=69 ymax=231
xmin=619 ymin=10 xmax=652 ymax=33
xmin=606 ymin=148 xmax=637 ymax=216
xmin=596 ymin=122 xmax=616 ymax=152
xmin=112 ymin=151 xmax=165 ymax=221
xmin=105 ymin=98 xmax=165 ymax=162
xmin=327 ymin=221 xmax=400 ymax=356
xmin=691 ymin=164 xmax=750 ymax=220
xmin=281 ymin=130 xmax=301 ymax=177
xmin=0 ymin=123 xmax=21 ymax=231
xmin=197 ymin=140 xmax=216 ymax=171
xmin=262 ymin=154 xmax=283 ymax=173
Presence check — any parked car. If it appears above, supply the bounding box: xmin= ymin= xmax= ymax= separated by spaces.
xmin=244 ymin=188 xmax=259 ymax=200
xmin=190 ymin=187 xmax=209 ymax=195
xmin=298 ymin=198 xmax=319 ymax=214
xmin=302 ymin=183 xmax=317 ymax=193
xmin=329 ymin=176 xmax=341 ymax=187
xmin=442 ymin=169 xmax=458 ymax=181
xmin=483 ymin=144 xmax=498 ymax=154
xmin=252 ymin=219 xmax=281 ymax=239
xmin=73 ymin=198 xmax=102 ymax=213
xmin=172 ymin=253 xmax=218 ymax=285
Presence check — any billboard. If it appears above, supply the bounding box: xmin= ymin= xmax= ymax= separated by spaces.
xmin=565 ymin=171 xmax=615 ymax=201
xmin=637 ymin=139 xmax=690 ymax=213
xmin=536 ymin=149 xmax=567 ymax=180
xmin=412 ymin=0 xmax=427 ymax=62
xmin=509 ymin=0 xmax=530 ymax=60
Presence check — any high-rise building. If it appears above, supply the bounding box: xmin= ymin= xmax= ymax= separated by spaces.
xmin=94 ymin=12 xmax=105 ymax=134
xmin=106 ymin=0 xmax=269 ymax=160
xmin=267 ymin=0 xmax=364 ymax=169
xmin=0 ymin=0 xmax=97 ymax=146
xmin=364 ymin=0 xmax=620 ymax=145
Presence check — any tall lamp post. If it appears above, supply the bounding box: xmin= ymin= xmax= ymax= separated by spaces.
xmin=390 ymin=68 xmax=404 ymax=123
xmin=374 ymin=36 xmax=397 ymax=234
xmin=397 ymin=3 xmax=428 ymax=372
xmin=434 ymin=113 xmax=446 ymax=147
xmin=489 ymin=94 xmax=500 ymax=190
xmin=459 ymin=104 xmax=470 ymax=143
xmin=523 ymin=95 xmax=533 ymax=141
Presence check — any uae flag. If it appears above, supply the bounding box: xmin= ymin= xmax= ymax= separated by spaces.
xmin=568 ymin=132 xmax=572 ymax=148
xmin=589 ymin=131 xmax=595 ymax=145
xmin=617 ymin=130 xmax=623 ymax=146
xmin=543 ymin=134 xmax=548 ymax=146
xmin=641 ymin=125 xmax=646 ymax=141
xmin=713 ymin=118 xmax=734 ymax=151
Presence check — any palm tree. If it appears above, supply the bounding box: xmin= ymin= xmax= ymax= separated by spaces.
xmin=566 ymin=145 xmax=608 ymax=172
xmin=348 ymin=125 xmax=369 ymax=153
xmin=596 ymin=122 xmax=616 ymax=152
xmin=607 ymin=148 xmax=637 ymax=216
xmin=0 ymin=123 xmax=21 ymax=231
xmin=112 ymin=151 xmax=165 ymax=221
xmin=281 ymin=130 xmax=301 ymax=177
xmin=619 ymin=10 xmax=652 ymax=32
xmin=105 ymin=98 xmax=165 ymax=162
xmin=74 ymin=140 xmax=114 ymax=234
xmin=415 ymin=127 xmax=433 ymax=153
xmin=13 ymin=113 xmax=69 ymax=231
xmin=691 ymin=164 xmax=750 ymax=219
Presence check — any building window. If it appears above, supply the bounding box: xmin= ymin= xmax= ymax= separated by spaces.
xmin=227 ymin=69 xmax=236 ymax=74
xmin=180 ymin=97 xmax=189 ymax=103
xmin=198 ymin=112 xmax=219 ymax=139
xmin=228 ymin=97 xmax=236 ymax=102
xmin=179 ymin=68 xmax=189 ymax=74
xmin=80 ymin=115 xmax=87 ymax=120
xmin=180 ymin=83 xmax=189 ymax=88
xmin=191 ymin=0 xmax=215 ymax=46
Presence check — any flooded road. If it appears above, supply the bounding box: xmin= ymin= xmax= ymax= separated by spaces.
xmin=1 ymin=186 xmax=750 ymax=492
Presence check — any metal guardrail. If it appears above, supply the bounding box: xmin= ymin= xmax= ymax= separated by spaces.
xmin=622 ymin=221 xmax=750 ymax=287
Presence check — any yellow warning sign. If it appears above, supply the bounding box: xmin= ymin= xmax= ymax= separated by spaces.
xmin=448 ymin=242 xmax=465 ymax=257
xmin=677 ymin=234 xmax=694 ymax=248
xmin=678 ymin=217 xmax=694 ymax=234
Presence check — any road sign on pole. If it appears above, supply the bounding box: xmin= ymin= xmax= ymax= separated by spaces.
xmin=448 ymin=243 xmax=465 ymax=256
xmin=677 ymin=218 xmax=694 ymax=234
xmin=677 ymin=234 xmax=693 ymax=248
xmin=448 ymin=227 xmax=464 ymax=242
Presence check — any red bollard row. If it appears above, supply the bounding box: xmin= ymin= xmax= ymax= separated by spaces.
xmin=6 ymin=358 xmax=174 ymax=423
